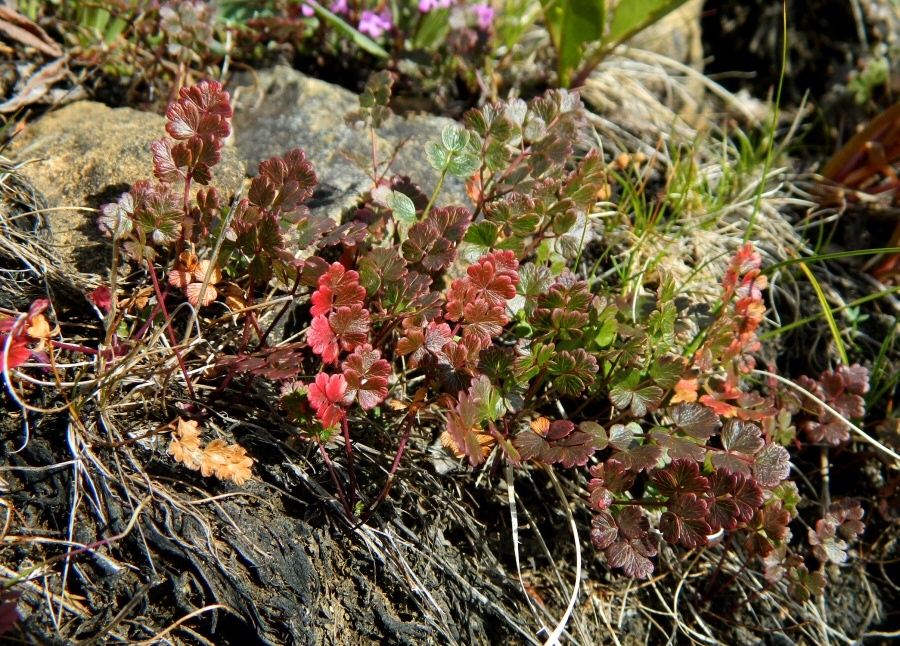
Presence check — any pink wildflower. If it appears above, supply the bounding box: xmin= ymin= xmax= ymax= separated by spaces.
xmin=358 ymin=10 xmax=392 ymax=38
xmin=472 ymin=3 xmax=494 ymax=30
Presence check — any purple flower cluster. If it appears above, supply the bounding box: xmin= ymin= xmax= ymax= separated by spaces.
xmin=358 ymin=9 xmax=393 ymax=38
xmin=471 ymin=3 xmax=494 ymax=30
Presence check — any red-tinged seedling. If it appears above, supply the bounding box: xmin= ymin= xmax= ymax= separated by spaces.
xmin=513 ymin=417 xmax=607 ymax=468
xmin=809 ymin=497 xmax=866 ymax=564
xmin=795 ymin=364 xmax=870 ymax=445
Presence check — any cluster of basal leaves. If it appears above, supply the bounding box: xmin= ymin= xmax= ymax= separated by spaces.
xmin=90 ymin=75 xmax=870 ymax=598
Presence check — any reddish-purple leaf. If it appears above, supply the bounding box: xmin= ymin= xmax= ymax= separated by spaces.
xmin=670 ymin=402 xmax=721 ymax=440
xmin=752 ymin=443 xmax=790 ymax=487
xmin=165 ymin=81 xmax=232 ymax=142
xmin=461 ymin=300 xmax=507 ymax=344
xmin=608 ymin=424 xmax=662 ymax=472
xmin=554 ymin=430 xmax=597 ymax=467
xmin=307 ymin=315 xmax=339 ymax=364
xmin=589 ymin=486 xmax=613 ymax=510
xmin=590 ymin=511 xmax=618 ymax=549
xmin=761 ymin=501 xmax=791 ymax=541
xmin=839 ymin=364 xmax=870 ymax=395
xmin=651 ymin=459 xmax=708 ymax=498
xmin=809 ymin=518 xmax=848 ymax=564
xmin=466 ymin=250 xmax=520 ymax=306
xmin=545 ymin=419 xmax=575 ymax=441
xmin=329 ymin=304 xmax=370 ymax=354
xmin=659 ymin=494 xmax=710 ymax=548
xmin=649 ymin=430 xmax=706 ymax=462
xmin=513 ymin=429 xmax=557 ymax=464
xmin=311 ymin=263 xmax=366 ymax=317
xmin=257 ymin=149 xmax=317 ymax=212
xmin=249 ymin=175 xmax=277 ymax=210
xmin=828 ymin=498 xmax=865 ymax=540
xmin=605 ymin=536 xmax=657 ymax=579
xmin=589 ymin=459 xmax=634 ymax=493
xmin=706 ymin=469 xmax=763 ymax=531
xmin=151 ymin=138 xmax=184 ymax=183
xmin=617 ymin=505 xmax=649 ymax=539
xmin=712 ymin=419 xmax=765 ymax=476
xmin=446 ymin=384 xmax=491 ymax=467
xmin=721 ymin=419 xmax=765 ymax=454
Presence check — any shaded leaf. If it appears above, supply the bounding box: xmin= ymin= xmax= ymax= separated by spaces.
xmin=659 ymin=494 xmax=710 ymax=549
xmin=670 ymin=402 xmax=721 ymax=440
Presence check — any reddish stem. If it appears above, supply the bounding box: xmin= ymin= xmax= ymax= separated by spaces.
xmin=341 ymin=415 xmax=358 ymax=509
xmin=147 ymin=261 xmax=196 ymax=400
xmin=352 ymin=410 xmax=415 ymax=528
xmin=317 ymin=440 xmax=353 ymax=519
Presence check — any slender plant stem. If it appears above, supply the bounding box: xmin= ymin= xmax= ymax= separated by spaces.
xmin=317 ymin=440 xmax=353 ymax=518
xmin=341 ymin=415 xmax=358 ymax=509
xmin=422 ymin=166 xmax=448 ymax=221
xmin=353 ymin=411 xmax=415 ymax=528
xmin=147 ymin=261 xmax=196 ymax=400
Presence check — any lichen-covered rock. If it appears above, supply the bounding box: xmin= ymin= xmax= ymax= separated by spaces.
xmin=7 ymin=101 xmax=245 ymax=275
xmin=229 ymin=66 xmax=470 ymax=222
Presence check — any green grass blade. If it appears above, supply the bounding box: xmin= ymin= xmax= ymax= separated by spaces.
xmin=794 ymin=261 xmax=848 ymax=365
xmin=605 ymin=0 xmax=687 ymax=46
xmin=306 ymin=2 xmax=390 ymax=59
xmin=744 ymin=4 xmax=786 ymax=243
xmin=764 ymin=247 xmax=900 ymax=273
xmin=867 ymin=317 xmax=898 ymax=407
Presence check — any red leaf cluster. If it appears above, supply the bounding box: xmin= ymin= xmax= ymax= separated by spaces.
xmin=307 ymin=373 xmax=352 ymax=428
xmin=795 ymin=364 xmax=869 ymax=445
xmin=445 ymin=250 xmax=519 ymax=347
xmin=155 ymin=80 xmax=232 ymax=186
xmin=0 ymin=299 xmax=51 ymax=370
xmin=307 ymin=264 xmax=370 ymax=364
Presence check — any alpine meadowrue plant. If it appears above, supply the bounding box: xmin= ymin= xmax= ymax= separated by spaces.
xmin=0 ymin=74 xmax=884 ymax=636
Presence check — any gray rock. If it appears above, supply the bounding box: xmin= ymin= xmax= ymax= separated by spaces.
xmin=228 ymin=66 xmax=471 ymax=222
xmin=8 ymin=101 xmax=246 ymax=275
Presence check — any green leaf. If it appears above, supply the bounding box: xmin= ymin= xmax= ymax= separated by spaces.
xmin=463 ymin=221 xmax=499 ymax=248
xmin=448 ymin=153 xmax=481 ymax=178
xmin=540 ymin=0 xmax=606 ymax=87
xmin=551 ymin=210 xmax=578 ymax=236
xmin=412 ymin=8 xmax=451 ymax=49
xmin=609 ymin=371 xmax=664 ymax=417
xmin=388 ymin=191 xmax=417 ymax=224
xmin=649 ymin=354 xmax=687 ymax=389
xmin=441 ymin=125 xmax=470 ymax=153
xmin=425 ymin=142 xmax=449 ymax=171
xmin=606 ymin=0 xmax=688 ymax=49
xmin=547 ymin=348 xmax=598 ymax=396
xmin=647 ymin=301 xmax=677 ymax=347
